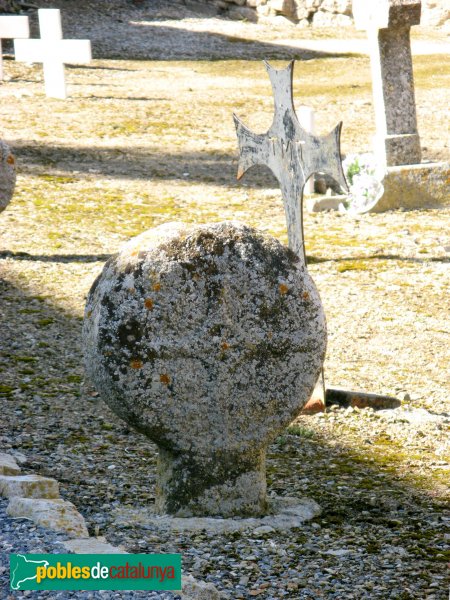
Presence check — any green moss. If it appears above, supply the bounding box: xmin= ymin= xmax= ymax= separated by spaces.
xmin=336 ymin=261 xmax=370 ymax=273
xmin=37 ymin=318 xmax=54 ymax=327
xmin=287 ymin=424 xmax=315 ymax=438
xmin=38 ymin=174 xmax=77 ymax=184
xmin=13 ymin=356 xmax=38 ymax=363
xmin=0 ymin=384 xmax=14 ymax=396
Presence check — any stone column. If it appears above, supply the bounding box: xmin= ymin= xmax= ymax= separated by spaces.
xmin=353 ymin=0 xmax=422 ymax=166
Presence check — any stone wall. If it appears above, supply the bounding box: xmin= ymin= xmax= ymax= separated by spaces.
xmin=211 ymin=0 xmax=449 ymax=28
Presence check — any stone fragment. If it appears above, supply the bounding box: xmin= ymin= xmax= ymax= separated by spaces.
xmin=229 ymin=5 xmax=259 ymax=20
xmin=312 ymin=10 xmax=352 ymax=26
xmin=253 ymin=525 xmax=276 ymax=535
xmin=182 ymin=574 xmax=221 ymax=600
xmin=0 ymin=140 xmax=16 ymax=214
xmin=321 ymin=0 xmax=352 ymax=14
xmin=84 ymin=222 xmax=326 ymax=518
xmin=0 ymin=453 xmax=21 ymax=475
xmin=10 ymin=451 xmax=27 ymax=465
xmin=269 ymin=0 xmax=297 ymax=18
xmin=372 ymin=163 xmax=450 ymax=211
xmin=305 ymin=195 xmax=343 ymax=212
xmin=0 ymin=474 xmax=59 ymax=499
xmin=63 ymin=537 xmax=128 ymax=554
xmin=7 ymin=497 xmax=89 ymax=538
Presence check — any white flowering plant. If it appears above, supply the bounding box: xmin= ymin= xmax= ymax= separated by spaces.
xmin=340 ymin=153 xmax=384 ymax=214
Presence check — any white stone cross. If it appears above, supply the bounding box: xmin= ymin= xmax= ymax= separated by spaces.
xmin=14 ymin=9 xmax=91 ymax=99
xmin=353 ymin=0 xmax=422 ymax=166
xmin=0 ymin=16 xmax=29 ymax=80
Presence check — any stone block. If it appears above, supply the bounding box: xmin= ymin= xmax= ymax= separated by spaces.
xmin=0 ymin=453 xmax=21 ymax=475
xmin=63 ymin=537 xmax=128 ymax=554
xmin=7 ymin=497 xmax=89 ymax=538
xmin=182 ymin=575 xmax=221 ymax=600
xmin=372 ymin=162 xmax=450 ymax=211
xmin=84 ymin=222 xmax=326 ymax=518
xmin=321 ymin=0 xmax=352 ymax=15
xmin=268 ymin=0 xmax=297 ymax=18
xmin=0 ymin=474 xmax=59 ymax=499
xmin=229 ymin=5 xmax=259 ymax=20
xmin=305 ymin=195 xmax=343 ymax=212
xmin=312 ymin=10 xmax=353 ymax=26
xmin=376 ymin=132 xmax=422 ymax=167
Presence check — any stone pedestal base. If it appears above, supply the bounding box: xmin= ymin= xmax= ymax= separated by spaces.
xmin=372 ymin=161 xmax=450 ymax=212
xmin=307 ymin=162 xmax=449 ymax=213
xmin=376 ymin=133 xmax=422 ymax=167
xmin=113 ymin=496 xmax=321 ymax=534
xmin=155 ymin=447 xmax=267 ymax=518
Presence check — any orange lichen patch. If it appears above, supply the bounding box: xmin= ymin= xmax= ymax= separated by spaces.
xmin=152 ymin=282 xmax=161 ymax=292
xmin=7 ymin=154 xmax=15 ymax=166
xmin=279 ymin=283 xmax=289 ymax=295
xmin=221 ymin=342 xmax=230 ymax=350
xmin=302 ymin=291 xmax=310 ymax=301
xmin=130 ymin=359 xmax=143 ymax=369
xmin=130 ymin=250 xmax=139 ymax=257
xmin=144 ymin=298 xmax=154 ymax=310
xmin=160 ymin=373 xmax=170 ymax=385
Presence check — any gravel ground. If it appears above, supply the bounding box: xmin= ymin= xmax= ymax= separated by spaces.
xmin=0 ymin=499 xmax=180 ymax=600
xmin=0 ymin=1 xmax=449 ymax=599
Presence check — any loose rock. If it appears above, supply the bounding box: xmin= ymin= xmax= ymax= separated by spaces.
xmin=6 ymin=497 xmax=89 ymax=538
xmin=0 ymin=453 xmax=21 ymax=475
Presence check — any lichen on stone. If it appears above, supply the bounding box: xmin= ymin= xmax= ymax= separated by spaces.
xmin=83 ymin=221 xmax=326 ymax=517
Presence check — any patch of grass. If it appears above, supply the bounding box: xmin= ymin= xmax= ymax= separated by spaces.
xmin=37 ymin=318 xmax=54 ymax=327
xmin=0 ymin=384 xmax=14 ymax=396
xmin=12 ymin=356 xmax=38 ymax=363
xmin=38 ymin=174 xmax=77 ymax=184
xmin=287 ymin=424 xmax=315 ymax=438
xmin=336 ymin=260 xmax=370 ymax=272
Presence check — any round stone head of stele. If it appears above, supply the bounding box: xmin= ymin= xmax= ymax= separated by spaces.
xmin=83 ymin=222 xmax=326 ymax=517
xmin=0 ymin=140 xmax=16 ymax=214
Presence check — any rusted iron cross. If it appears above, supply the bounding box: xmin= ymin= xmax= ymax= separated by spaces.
xmin=233 ymin=60 xmax=348 ymax=263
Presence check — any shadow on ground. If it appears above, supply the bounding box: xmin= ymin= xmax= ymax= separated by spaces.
xmin=0 ymin=273 xmax=447 ymax=599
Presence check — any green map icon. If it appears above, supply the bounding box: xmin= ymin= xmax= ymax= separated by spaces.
xmin=10 ymin=554 xmax=49 ymax=590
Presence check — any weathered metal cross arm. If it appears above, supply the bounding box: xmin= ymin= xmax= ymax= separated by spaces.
xmin=233 ymin=60 xmax=348 ymax=261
